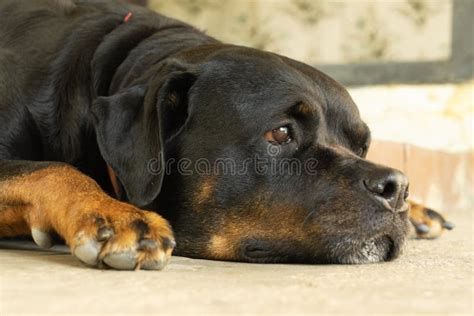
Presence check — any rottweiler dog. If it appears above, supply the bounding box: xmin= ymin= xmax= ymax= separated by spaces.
xmin=0 ymin=0 xmax=453 ymax=270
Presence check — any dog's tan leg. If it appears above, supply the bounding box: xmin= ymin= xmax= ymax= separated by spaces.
xmin=0 ymin=161 xmax=174 ymax=270
xmin=408 ymin=200 xmax=454 ymax=239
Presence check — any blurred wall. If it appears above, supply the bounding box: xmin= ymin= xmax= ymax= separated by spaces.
xmin=149 ymin=0 xmax=472 ymax=85
xmin=150 ymin=0 xmax=452 ymax=64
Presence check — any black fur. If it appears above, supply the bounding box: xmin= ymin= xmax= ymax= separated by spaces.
xmin=0 ymin=0 xmax=410 ymax=263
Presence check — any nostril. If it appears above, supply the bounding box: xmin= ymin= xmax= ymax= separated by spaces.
xmin=380 ymin=180 xmax=396 ymax=199
xmin=363 ymin=169 xmax=408 ymax=211
xmin=364 ymin=179 xmax=400 ymax=200
xmin=363 ymin=179 xmax=397 ymax=200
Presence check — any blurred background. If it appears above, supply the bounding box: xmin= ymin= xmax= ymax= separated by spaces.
xmin=133 ymin=0 xmax=472 ymax=212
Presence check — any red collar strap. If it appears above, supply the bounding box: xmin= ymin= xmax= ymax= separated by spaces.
xmin=124 ymin=11 xmax=133 ymax=23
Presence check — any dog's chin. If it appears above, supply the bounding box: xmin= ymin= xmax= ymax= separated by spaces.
xmin=226 ymin=234 xmax=403 ymax=264
xmin=327 ymin=235 xmax=403 ymax=264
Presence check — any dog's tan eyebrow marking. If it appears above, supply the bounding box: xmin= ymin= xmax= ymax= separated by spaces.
xmin=289 ymin=102 xmax=316 ymax=120
xmin=295 ymin=102 xmax=314 ymax=115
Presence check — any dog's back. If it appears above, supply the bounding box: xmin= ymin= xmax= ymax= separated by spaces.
xmin=0 ymin=0 xmax=85 ymax=69
xmin=0 ymin=0 xmax=195 ymax=161
xmin=0 ymin=0 xmax=83 ymax=160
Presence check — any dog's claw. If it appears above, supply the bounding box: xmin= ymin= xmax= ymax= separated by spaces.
xmin=415 ymin=224 xmax=430 ymax=234
xmin=103 ymin=251 xmax=137 ymax=270
xmin=31 ymin=228 xmax=53 ymax=249
xmin=162 ymin=237 xmax=176 ymax=250
xmin=138 ymin=239 xmax=157 ymax=251
xmin=442 ymin=221 xmax=455 ymax=230
xmin=74 ymin=240 xmax=101 ymax=266
xmin=141 ymin=259 xmax=167 ymax=271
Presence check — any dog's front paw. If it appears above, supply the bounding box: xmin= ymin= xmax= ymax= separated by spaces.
xmin=409 ymin=201 xmax=454 ymax=239
xmin=66 ymin=200 xmax=175 ymax=270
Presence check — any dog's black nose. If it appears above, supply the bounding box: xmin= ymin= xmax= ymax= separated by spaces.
xmin=363 ymin=168 xmax=409 ymax=212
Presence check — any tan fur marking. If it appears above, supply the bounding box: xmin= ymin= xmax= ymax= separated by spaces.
xmin=408 ymin=201 xmax=426 ymax=223
xmin=206 ymin=199 xmax=308 ymax=260
xmin=209 ymin=235 xmax=234 ymax=260
xmin=0 ymin=165 xmax=174 ymax=267
xmin=194 ymin=177 xmax=216 ymax=207
xmin=296 ymin=102 xmax=313 ymax=115
xmin=0 ymin=203 xmax=30 ymax=237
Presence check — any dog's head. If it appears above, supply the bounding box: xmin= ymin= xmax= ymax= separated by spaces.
xmin=92 ymin=45 xmax=410 ymax=264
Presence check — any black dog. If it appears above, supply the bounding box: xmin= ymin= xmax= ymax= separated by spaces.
xmin=0 ymin=0 xmax=451 ymax=270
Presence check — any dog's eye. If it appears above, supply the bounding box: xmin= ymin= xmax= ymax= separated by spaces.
xmin=265 ymin=126 xmax=292 ymax=144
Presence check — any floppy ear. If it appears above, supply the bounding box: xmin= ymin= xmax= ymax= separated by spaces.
xmin=92 ymin=61 xmax=197 ymax=207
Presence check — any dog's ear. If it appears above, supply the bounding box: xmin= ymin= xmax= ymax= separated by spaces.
xmin=92 ymin=61 xmax=197 ymax=207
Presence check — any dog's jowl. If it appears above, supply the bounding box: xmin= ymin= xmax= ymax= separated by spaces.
xmin=0 ymin=0 xmax=451 ymax=269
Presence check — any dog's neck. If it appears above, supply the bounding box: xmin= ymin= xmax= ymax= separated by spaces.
xmin=28 ymin=6 xmax=216 ymax=197
xmin=30 ymin=7 xmax=212 ymax=159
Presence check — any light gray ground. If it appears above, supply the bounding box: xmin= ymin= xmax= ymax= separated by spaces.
xmin=1 ymin=208 xmax=472 ymax=315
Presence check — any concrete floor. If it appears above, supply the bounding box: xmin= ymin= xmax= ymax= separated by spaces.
xmin=1 ymin=209 xmax=472 ymax=315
